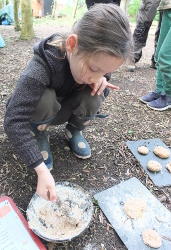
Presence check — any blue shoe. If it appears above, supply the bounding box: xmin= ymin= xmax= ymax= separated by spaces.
xmin=139 ymin=90 xmax=161 ymax=104
xmin=65 ymin=124 xmax=91 ymax=159
xmin=30 ymin=122 xmax=53 ymax=170
xmin=147 ymin=93 xmax=171 ymax=111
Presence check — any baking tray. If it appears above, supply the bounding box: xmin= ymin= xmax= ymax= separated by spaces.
xmin=94 ymin=177 xmax=171 ymax=250
xmin=126 ymin=138 xmax=171 ymax=187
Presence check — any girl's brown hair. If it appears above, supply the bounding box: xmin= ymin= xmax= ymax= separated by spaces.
xmin=72 ymin=3 xmax=132 ymax=59
xmin=49 ymin=4 xmax=132 ymax=59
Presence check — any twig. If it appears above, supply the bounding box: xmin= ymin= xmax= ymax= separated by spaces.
xmin=162 ymin=235 xmax=171 ymax=242
xmin=0 ymin=177 xmax=7 ymax=183
xmin=18 ymin=206 xmax=26 ymax=213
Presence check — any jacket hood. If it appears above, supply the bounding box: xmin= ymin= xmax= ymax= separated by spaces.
xmin=33 ymin=34 xmax=76 ymax=96
xmin=34 ymin=34 xmax=66 ymax=76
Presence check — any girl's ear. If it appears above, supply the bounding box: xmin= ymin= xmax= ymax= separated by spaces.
xmin=66 ymin=34 xmax=78 ymax=53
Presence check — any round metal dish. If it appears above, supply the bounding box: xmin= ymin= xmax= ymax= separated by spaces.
xmin=26 ymin=182 xmax=94 ymax=242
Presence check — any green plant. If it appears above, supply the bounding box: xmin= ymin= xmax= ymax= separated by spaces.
xmin=154 ymin=11 xmax=159 ymax=21
xmin=128 ymin=0 xmax=141 ymax=18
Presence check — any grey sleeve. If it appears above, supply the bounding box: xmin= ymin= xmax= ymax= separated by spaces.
xmin=4 ymin=56 xmax=51 ymax=169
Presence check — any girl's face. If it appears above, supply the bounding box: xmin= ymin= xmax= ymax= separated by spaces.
xmin=68 ymin=51 xmax=124 ymax=85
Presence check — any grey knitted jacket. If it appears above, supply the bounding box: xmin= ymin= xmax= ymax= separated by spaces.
xmin=4 ymin=34 xmax=77 ymax=170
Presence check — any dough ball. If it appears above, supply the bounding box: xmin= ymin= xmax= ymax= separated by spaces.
xmin=123 ymin=198 xmax=147 ymax=220
xmin=147 ymin=160 xmax=162 ymax=172
xmin=153 ymin=146 xmax=170 ymax=159
xmin=166 ymin=162 xmax=171 ymax=173
xmin=142 ymin=229 xmax=162 ymax=248
xmin=138 ymin=146 xmax=149 ymax=155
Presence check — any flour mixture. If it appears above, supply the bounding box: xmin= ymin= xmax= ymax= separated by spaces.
xmin=27 ymin=182 xmax=93 ymax=242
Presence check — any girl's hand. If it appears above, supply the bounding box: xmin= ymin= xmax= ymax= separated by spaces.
xmin=35 ymin=162 xmax=56 ymax=203
xmin=89 ymin=76 xmax=119 ymax=96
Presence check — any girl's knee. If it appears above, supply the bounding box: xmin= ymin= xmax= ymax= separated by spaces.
xmin=31 ymin=88 xmax=61 ymax=121
xmin=74 ymin=93 xmax=105 ymax=117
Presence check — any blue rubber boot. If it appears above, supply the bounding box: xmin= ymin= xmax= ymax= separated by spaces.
xmin=65 ymin=123 xmax=91 ymax=159
xmin=30 ymin=121 xmax=53 ymax=170
xmin=65 ymin=115 xmax=95 ymax=159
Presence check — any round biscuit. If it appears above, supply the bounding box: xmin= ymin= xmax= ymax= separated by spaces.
xmin=166 ymin=162 xmax=171 ymax=173
xmin=147 ymin=160 xmax=162 ymax=172
xmin=153 ymin=146 xmax=170 ymax=159
xmin=138 ymin=146 xmax=149 ymax=155
xmin=142 ymin=229 xmax=162 ymax=248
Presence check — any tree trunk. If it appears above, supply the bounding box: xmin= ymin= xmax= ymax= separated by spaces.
xmin=72 ymin=0 xmax=79 ymax=19
xmin=0 ymin=0 xmax=4 ymax=9
xmin=52 ymin=0 xmax=58 ymax=19
xmin=13 ymin=0 xmax=20 ymax=31
xmin=20 ymin=0 xmax=35 ymax=40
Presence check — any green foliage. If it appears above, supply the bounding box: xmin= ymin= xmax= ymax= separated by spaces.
xmin=128 ymin=130 xmax=134 ymax=134
xmin=33 ymin=3 xmax=87 ymax=27
xmin=154 ymin=10 xmax=159 ymax=21
xmin=128 ymin=0 xmax=141 ymax=17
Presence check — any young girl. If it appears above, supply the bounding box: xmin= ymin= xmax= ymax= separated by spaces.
xmin=4 ymin=4 xmax=132 ymax=202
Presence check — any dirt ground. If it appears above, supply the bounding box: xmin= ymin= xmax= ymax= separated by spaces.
xmin=0 ymin=23 xmax=171 ymax=250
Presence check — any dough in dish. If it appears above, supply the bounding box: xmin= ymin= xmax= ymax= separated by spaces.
xmin=123 ymin=198 xmax=147 ymax=220
xmin=153 ymin=146 xmax=170 ymax=159
xmin=142 ymin=229 xmax=162 ymax=248
xmin=166 ymin=162 xmax=171 ymax=173
xmin=147 ymin=160 xmax=162 ymax=172
xmin=138 ymin=146 xmax=149 ymax=155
